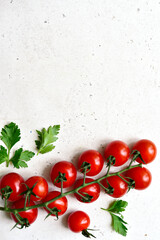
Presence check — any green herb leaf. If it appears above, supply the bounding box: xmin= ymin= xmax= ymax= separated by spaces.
xmin=107 ymin=200 xmax=128 ymax=214
xmin=10 ymin=148 xmax=35 ymax=169
xmin=35 ymin=125 xmax=60 ymax=154
xmin=0 ymin=145 xmax=8 ymax=164
xmin=0 ymin=122 xmax=20 ymax=151
xmin=110 ymin=213 xmax=128 ymax=236
xmin=101 ymin=200 xmax=128 ymax=236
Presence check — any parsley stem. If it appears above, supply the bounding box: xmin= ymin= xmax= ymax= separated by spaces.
xmin=6 ymin=149 xmax=10 ymax=167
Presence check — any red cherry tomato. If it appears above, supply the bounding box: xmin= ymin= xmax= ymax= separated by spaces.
xmin=10 ymin=198 xmax=38 ymax=225
xmin=78 ymin=150 xmax=104 ymax=176
xmin=25 ymin=176 xmax=48 ymax=201
xmin=68 ymin=211 xmax=90 ymax=233
xmin=50 ymin=161 xmax=77 ymax=188
xmin=43 ymin=191 xmax=68 ymax=216
xmin=0 ymin=172 xmax=25 ymax=202
xmin=74 ymin=178 xmax=100 ymax=203
xmin=104 ymin=140 xmax=130 ymax=166
xmin=124 ymin=167 xmax=152 ymax=190
xmin=132 ymin=139 xmax=157 ymax=164
xmin=101 ymin=175 xmax=128 ymax=198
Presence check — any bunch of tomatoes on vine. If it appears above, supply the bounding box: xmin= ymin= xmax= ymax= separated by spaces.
xmin=0 ymin=134 xmax=157 ymax=238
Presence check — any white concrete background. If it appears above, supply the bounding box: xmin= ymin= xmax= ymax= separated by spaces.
xmin=0 ymin=0 xmax=160 ymax=239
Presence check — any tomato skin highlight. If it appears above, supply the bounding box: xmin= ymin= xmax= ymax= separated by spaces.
xmin=43 ymin=191 xmax=68 ymax=216
xmin=132 ymin=139 xmax=157 ymax=164
xmin=68 ymin=211 xmax=90 ymax=233
xmin=50 ymin=161 xmax=77 ymax=188
xmin=74 ymin=178 xmax=100 ymax=203
xmin=78 ymin=150 xmax=104 ymax=176
xmin=0 ymin=172 xmax=25 ymax=202
xmin=104 ymin=140 xmax=130 ymax=166
xmin=25 ymin=176 xmax=48 ymax=201
xmin=10 ymin=198 xmax=38 ymax=224
xmin=101 ymin=175 xmax=128 ymax=198
xmin=124 ymin=167 xmax=152 ymax=190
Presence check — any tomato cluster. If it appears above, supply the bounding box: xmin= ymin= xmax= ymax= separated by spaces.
xmin=0 ymin=139 xmax=157 ymax=237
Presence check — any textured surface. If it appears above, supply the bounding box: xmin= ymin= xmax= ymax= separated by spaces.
xmin=0 ymin=0 xmax=160 ymax=239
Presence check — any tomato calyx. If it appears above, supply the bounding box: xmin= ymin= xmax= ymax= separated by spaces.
xmin=0 ymin=185 xmax=13 ymax=200
xmin=54 ymin=172 xmax=67 ymax=194
xmin=11 ymin=213 xmax=30 ymax=230
xmin=131 ymin=150 xmax=146 ymax=164
xmin=80 ymin=192 xmax=93 ymax=203
xmin=103 ymin=180 xmax=114 ymax=195
xmin=82 ymin=229 xmax=96 ymax=238
xmin=44 ymin=206 xmax=61 ymax=220
xmin=54 ymin=172 xmax=67 ymax=184
xmin=80 ymin=162 xmax=91 ymax=174
xmin=21 ymin=182 xmax=40 ymax=204
xmin=106 ymin=155 xmax=116 ymax=166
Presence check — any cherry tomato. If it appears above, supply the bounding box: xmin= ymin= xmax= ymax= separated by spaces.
xmin=101 ymin=175 xmax=128 ymax=198
xmin=50 ymin=161 xmax=77 ymax=188
xmin=25 ymin=176 xmax=48 ymax=201
xmin=104 ymin=140 xmax=130 ymax=166
xmin=78 ymin=150 xmax=104 ymax=176
xmin=74 ymin=178 xmax=100 ymax=203
xmin=10 ymin=198 xmax=38 ymax=225
xmin=124 ymin=167 xmax=152 ymax=190
xmin=43 ymin=191 xmax=68 ymax=216
xmin=132 ymin=139 xmax=157 ymax=164
xmin=0 ymin=172 xmax=25 ymax=202
xmin=68 ymin=211 xmax=90 ymax=233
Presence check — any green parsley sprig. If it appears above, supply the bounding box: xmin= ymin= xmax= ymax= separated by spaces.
xmin=101 ymin=200 xmax=128 ymax=236
xmin=0 ymin=122 xmax=35 ymax=168
xmin=35 ymin=125 xmax=60 ymax=154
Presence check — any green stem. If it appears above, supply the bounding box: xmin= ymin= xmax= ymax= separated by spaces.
xmin=83 ymin=169 xmax=87 ymax=185
xmin=75 ymin=191 xmax=88 ymax=201
xmin=6 ymin=149 xmax=10 ymax=167
xmin=97 ymin=181 xmax=109 ymax=191
xmin=0 ymin=163 xmax=142 ymax=214
xmin=106 ymin=163 xmax=111 ymax=176
xmin=4 ymin=198 xmax=8 ymax=210
xmin=61 ymin=181 xmax=63 ymax=195
xmin=117 ymin=174 xmax=131 ymax=185
xmin=24 ymin=193 xmax=29 ymax=210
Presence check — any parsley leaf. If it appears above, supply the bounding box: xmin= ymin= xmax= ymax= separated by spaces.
xmin=107 ymin=200 xmax=128 ymax=214
xmin=10 ymin=148 xmax=35 ymax=169
xmin=0 ymin=145 xmax=8 ymax=164
xmin=35 ymin=125 xmax=60 ymax=154
xmin=0 ymin=122 xmax=21 ymax=151
xmin=110 ymin=213 xmax=128 ymax=236
xmin=101 ymin=200 xmax=128 ymax=236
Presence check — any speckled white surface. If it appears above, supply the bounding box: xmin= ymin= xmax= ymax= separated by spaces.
xmin=0 ymin=0 xmax=160 ymax=239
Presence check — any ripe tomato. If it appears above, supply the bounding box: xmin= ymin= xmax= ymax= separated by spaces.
xmin=132 ymin=139 xmax=157 ymax=164
xmin=78 ymin=150 xmax=104 ymax=176
xmin=43 ymin=191 xmax=68 ymax=216
xmin=68 ymin=211 xmax=90 ymax=233
xmin=0 ymin=172 xmax=25 ymax=202
xmin=74 ymin=178 xmax=100 ymax=203
xmin=124 ymin=167 xmax=152 ymax=190
xmin=25 ymin=176 xmax=48 ymax=201
xmin=104 ymin=140 xmax=130 ymax=166
xmin=50 ymin=161 xmax=77 ymax=188
xmin=101 ymin=175 xmax=128 ymax=198
xmin=10 ymin=198 xmax=38 ymax=225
